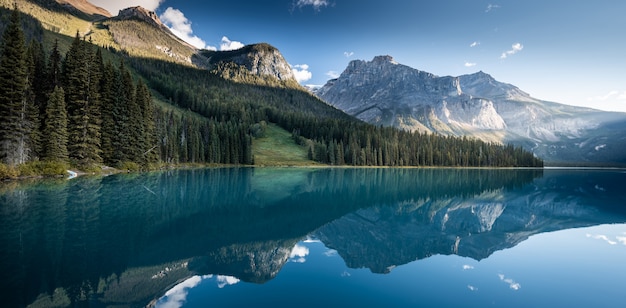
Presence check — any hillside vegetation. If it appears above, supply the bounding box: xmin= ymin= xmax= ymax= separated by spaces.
xmin=252 ymin=123 xmax=317 ymax=166
xmin=0 ymin=3 xmax=542 ymax=179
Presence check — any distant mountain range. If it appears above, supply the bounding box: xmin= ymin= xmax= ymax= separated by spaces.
xmin=317 ymin=56 xmax=626 ymax=165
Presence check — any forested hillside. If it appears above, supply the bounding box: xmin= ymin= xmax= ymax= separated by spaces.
xmin=0 ymin=5 xmax=542 ymax=179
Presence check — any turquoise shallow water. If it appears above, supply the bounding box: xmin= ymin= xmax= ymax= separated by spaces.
xmin=1 ymin=168 xmax=625 ymax=307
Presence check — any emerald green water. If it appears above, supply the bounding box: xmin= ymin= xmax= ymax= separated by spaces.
xmin=1 ymin=168 xmax=625 ymax=307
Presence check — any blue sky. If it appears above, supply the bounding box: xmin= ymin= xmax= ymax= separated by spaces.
xmin=90 ymin=0 xmax=626 ymax=112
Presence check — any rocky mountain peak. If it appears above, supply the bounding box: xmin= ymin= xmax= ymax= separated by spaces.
xmin=458 ymin=71 xmax=531 ymax=101
xmin=115 ymin=6 xmax=164 ymax=29
xmin=203 ymin=43 xmax=296 ymax=83
xmin=318 ymin=55 xmax=626 ymax=165
xmin=372 ymin=55 xmax=397 ymax=63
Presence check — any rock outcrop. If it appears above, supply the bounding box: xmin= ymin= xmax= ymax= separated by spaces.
xmin=202 ymin=43 xmax=297 ymax=84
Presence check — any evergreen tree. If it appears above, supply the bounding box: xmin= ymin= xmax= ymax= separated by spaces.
xmin=62 ymin=33 xmax=101 ymax=166
xmin=43 ymin=86 xmax=68 ymax=161
xmin=99 ymin=60 xmax=116 ymax=164
xmin=47 ymin=39 xmax=62 ymax=91
xmin=110 ymin=60 xmax=134 ymax=165
xmin=25 ymin=40 xmax=44 ymax=159
xmin=0 ymin=6 xmax=29 ymax=165
xmin=84 ymin=42 xmax=102 ymax=163
xmin=127 ymin=75 xmax=144 ymax=163
xmin=135 ymin=79 xmax=158 ymax=164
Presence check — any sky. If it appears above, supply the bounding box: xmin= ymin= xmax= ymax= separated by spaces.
xmin=89 ymin=0 xmax=626 ymax=112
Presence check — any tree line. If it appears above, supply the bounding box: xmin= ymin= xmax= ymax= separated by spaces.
xmin=0 ymin=6 xmax=542 ymax=176
xmin=130 ymin=50 xmax=543 ymax=168
xmin=0 ymin=7 xmax=156 ymax=173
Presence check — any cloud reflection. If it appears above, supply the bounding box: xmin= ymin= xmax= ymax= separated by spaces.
xmin=498 ymin=274 xmax=521 ymax=290
xmin=158 ymin=275 xmax=208 ymax=308
xmin=290 ymin=244 xmax=310 ymax=263
xmin=324 ymin=249 xmax=338 ymax=257
xmin=216 ymin=275 xmax=240 ymax=288
xmin=587 ymin=234 xmax=618 ymax=245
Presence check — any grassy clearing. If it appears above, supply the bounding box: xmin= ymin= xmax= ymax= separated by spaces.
xmin=252 ymin=124 xmax=320 ymax=166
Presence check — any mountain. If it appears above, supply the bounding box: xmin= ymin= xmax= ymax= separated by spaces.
xmin=55 ymin=0 xmax=111 ymax=19
xmin=13 ymin=1 xmax=298 ymax=84
xmin=317 ymin=56 xmax=626 ymax=165
xmin=0 ymin=0 xmax=542 ymax=172
xmin=104 ymin=6 xmax=299 ymax=85
xmin=199 ymin=43 xmax=298 ymax=86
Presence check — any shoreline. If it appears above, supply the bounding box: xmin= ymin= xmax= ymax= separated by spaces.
xmin=4 ymin=163 xmax=626 ymax=183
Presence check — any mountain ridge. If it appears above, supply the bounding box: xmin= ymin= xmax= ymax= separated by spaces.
xmin=0 ymin=0 xmax=543 ymax=171
xmin=317 ymin=56 xmax=626 ymax=165
xmin=55 ymin=0 xmax=110 ymax=19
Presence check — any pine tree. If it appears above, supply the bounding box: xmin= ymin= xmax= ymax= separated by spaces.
xmin=110 ymin=60 xmax=134 ymax=165
xmin=135 ymin=79 xmax=158 ymax=164
xmin=99 ymin=60 xmax=116 ymax=164
xmin=0 ymin=6 xmax=29 ymax=165
xmin=62 ymin=33 xmax=101 ymax=166
xmin=26 ymin=40 xmax=44 ymax=159
xmin=47 ymin=39 xmax=62 ymax=91
xmin=43 ymin=86 xmax=68 ymax=161
xmin=127 ymin=76 xmax=144 ymax=163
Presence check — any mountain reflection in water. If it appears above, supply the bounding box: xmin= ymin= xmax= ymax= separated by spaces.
xmin=0 ymin=168 xmax=624 ymax=307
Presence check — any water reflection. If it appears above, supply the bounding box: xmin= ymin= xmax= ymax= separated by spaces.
xmin=0 ymin=168 xmax=624 ymax=307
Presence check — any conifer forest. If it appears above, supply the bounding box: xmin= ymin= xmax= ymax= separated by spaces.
xmin=0 ymin=7 xmax=542 ymax=177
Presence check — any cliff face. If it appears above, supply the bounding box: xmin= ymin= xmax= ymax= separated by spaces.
xmin=115 ymin=6 xmax=165 ymax=29
xmin=316 ymin=56 xmax=506 ymax=138
xmin=202 ymin=43 xmax=297 ymax=84
xmin=317 ymin=56 xmax=626 ymax=165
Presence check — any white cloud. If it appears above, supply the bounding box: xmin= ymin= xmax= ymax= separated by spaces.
xmin=467 ymin=285 xmax=478 ymax=291
xmin=344 ymin=51 xmax=354 ymax=58
xmin=90 ymin=0 xmax=164 ymax=15
xmin=498 ymin=274 xmax=521 ymax=290
xmin=470 ymin=41 xmax=480 ymax=47
xmin=462 ymin=265 xmax=475 ymax=270
xmin=617 ymin=236 xmax=626 ymax=245
xmin=587 ymin=90 xmax=626 ymax=101
xmin=587 ymin=233 xmax=618 ymax=245
xmin=294 ymin=0 xmax=330 ymax=11
xmin=220 ymin=36 xmax=244 ymax=51
xmin=289 ymin=243 xmax=310 ymax=263
xmin=291 ymin=64 xmax=313 ymax=83
xmin=160 ymin=7 xmax=213 ymax=50
xmin=500 ymin=43 xmax=523 ymax=59
xmin=326 ymin=70 xmax=340 ymax=79
xmin=464 ymin=62 xmax=477 ymax=67
xmin=486 ymin=4 xmax=501 ymax=13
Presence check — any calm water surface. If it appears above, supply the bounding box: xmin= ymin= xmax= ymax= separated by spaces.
xmin=1 ymin=168 xmax=625 ymax=307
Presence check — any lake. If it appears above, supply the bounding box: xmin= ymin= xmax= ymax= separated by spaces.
xmin=1 ymin=168 xmax=625 ymax=307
